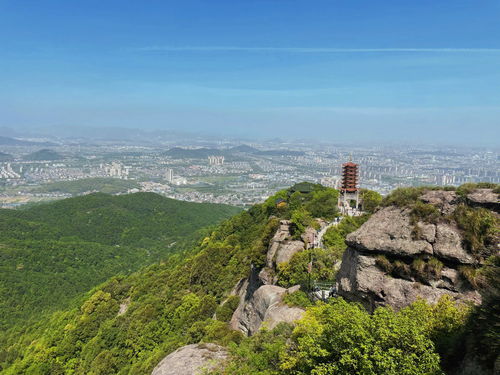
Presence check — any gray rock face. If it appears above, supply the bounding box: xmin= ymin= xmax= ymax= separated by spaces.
xmin=228 ymin=220 xmax=315 ymax=336
xmin=266 ymin=220 xmax=305 ymax=268
xmin=346 ymin=206 xmax=477 ymax=264
xmin=467 ymin=188 xmax=500 ymax=212
xmin=346 ymin=207 xmax=433 ymax=256
xmin=275 ymin=241 xmax=305 ymax=265
xmin=152 ymin=343 xmax=228 ymax=375
xmin=420 ymin=190 xmax=458 ymax=215
xmin=337 ymin=200 xmax=488 ymax=311
xmin=301 ymin=227 xmax=317 ymax=248
xmin=258 ymin=267 xmax=277 ymax=285
xmin=434 ymin=224 xmax=475 ymax=264
xmin=230 ymin=285 xmax=304 ymax=335
xmin=336 ymin=248 xmax=481 ymax=312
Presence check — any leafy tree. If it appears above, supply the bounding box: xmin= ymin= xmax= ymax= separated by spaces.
xmin=279 ymin=299 xmax=443 ymax=375
xmin=290 ymin=207 xmax=316 ymax=235
xmin=360 ymin=189 xmax=382 ymax=213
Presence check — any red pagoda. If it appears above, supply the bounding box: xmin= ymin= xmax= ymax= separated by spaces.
xmin=341 ymin=162 xmax=359 ymax=193
xmin=338 ymin=159 xmax=360 ymax=215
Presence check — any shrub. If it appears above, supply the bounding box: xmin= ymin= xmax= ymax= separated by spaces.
xmin=456 ymin=182 xmax=498 ymax=197
xmin=360 ymin=189 xmax=382 ymax=213
xmin=412 ymin=257 xmax=426 ymax=276
xmin=283 ymin=290 xmax=312 ymax=309
xmin=411 ymin=201 xmax=440 ymax=224
xmin=290 ymin=207 xmax=316 ymax=236
xmin=427 ymin=257 xmax=444 ymax=279
xmin=453 ymin=205 xmax=498 ymax=257
xmin=279 ymin=298 xmax=443 ymax=375
xmin=216 ymin=295 xmax=241 ymax=322
xmin=393 ymin=260 xmax=412 ymax=280
xmin=458 ymin=266 xmax=485 ymax=289
xmin=277 ymin=248 xmax=337 ymax=289
xmin=381 ymin=187 xmax=425 ymax=207
xmin=375 ymin=255 xmax=392 ymax=273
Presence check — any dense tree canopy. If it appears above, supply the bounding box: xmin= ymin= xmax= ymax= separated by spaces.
xmin=0 ymin=192 xmax=240 ymax=331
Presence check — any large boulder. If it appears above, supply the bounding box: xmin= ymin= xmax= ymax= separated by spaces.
xmin=434 ymin=224 xmax=475 ymax=264
xmin=346 ymin=207 xmax=433 ymax=256
xmin=336 ymin=248 xmax=481 ymax=312
xmin=230 ymin=284 xmax=304 ymax=336
xmin=336 ymin=197 xmax=489 ymax=311
xmin=275 ymin=241 xmax=305 ymax=265
xmin=152 ymin=343 xmax=228 ymax=375
xmin=265 ymin=219 xmax=305 ymax=268
xmin=467 ymin=188 xmax=500 ymax=213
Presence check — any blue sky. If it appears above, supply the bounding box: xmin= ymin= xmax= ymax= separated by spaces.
xmin=1 ymin=0 xmax=499 ymax=144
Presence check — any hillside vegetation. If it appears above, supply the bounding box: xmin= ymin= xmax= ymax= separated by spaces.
xmin=23 ymin=149 xmax=63 ymax=161
xmin=0 ymin=192 xmax=240 ymax=331
xmin=35 ymin=178 xmax=140 ymax=195
xmin=0 ymin=183 xmax=497 ymax=375
xmin=0 ymin=184 xmax=346 ymax=374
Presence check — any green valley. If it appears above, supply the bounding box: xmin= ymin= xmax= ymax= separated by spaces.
xmin=0 ymin=192 xmax=240 ymax=331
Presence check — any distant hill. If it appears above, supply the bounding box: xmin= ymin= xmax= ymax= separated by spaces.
xmin=36 ymin=177 xmax=140 ymax=195
xmin=0 ymin=136 xmax=54 ymax=146
xmin=164 ymin=146 xmax=304 ymax=160
xmin=230 ymin=144 xmax=260 ymax=154
xmin=258 ymin=149 xmax=305 ymax=156
xmin=0 ymin=152 xmax=12 ymax=161
xmin=23 ymin=148 xmax=63 ymax=161
xmin=0 ymin=192 xmax=240 ymax=330
xmin=164 ymin=147 xmax=223 ymax=159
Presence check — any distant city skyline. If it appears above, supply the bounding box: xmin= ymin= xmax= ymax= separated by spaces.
xmin=1 ymin=1 xmax=499 ymax=145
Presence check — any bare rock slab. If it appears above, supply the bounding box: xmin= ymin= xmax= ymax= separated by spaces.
xmin=346 ymin=207 xmax=433 ymax=256
xmin=336 ymin=248 xmax=481 ymax=312
xmin=230 ymin=284 xmax=304 ymax=336
xmin=152 ymin=343 xmax=228 ymax=375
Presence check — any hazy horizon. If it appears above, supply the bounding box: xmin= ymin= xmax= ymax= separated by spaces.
xmin=1 ymin=1 xmax=499 ymax=146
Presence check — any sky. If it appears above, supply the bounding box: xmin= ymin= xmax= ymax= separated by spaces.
xmin=1 ymin=0 xmax=499 ymax=144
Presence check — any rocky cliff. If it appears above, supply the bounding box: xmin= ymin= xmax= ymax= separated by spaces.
xmin=336 ymin=188 xmax=499 ymax=311
xmin=229 ymin=219 xmax=316 ymax=335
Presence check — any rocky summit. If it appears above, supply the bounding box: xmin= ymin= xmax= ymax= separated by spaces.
xmin=336 ymin=188 xmax=499 ymax=311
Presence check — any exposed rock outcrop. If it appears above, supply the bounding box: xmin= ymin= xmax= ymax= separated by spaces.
xmin=336 ymin=249 xmax=481 ymax=311
xmin=420 ymin=190 xmax=458 ymax=215
xmin=230 ymin=220 xmax=306 ymax=335
xmin=433 ymin=223 xmax=475 ymax=264
xmin=346 ymin=207 xmax=433 ymax=256
xmin=230 ymin=284 xmax=304 ymax=335
xmin=466 ymin=188 xmax=499 ymax=213
xmin=152 ymin=343 xmax=228 ymax=375
xmin=266 ymin=220 xmax=305 ymax=268
xmin=336 ymin=189 xmax=495 ymax=311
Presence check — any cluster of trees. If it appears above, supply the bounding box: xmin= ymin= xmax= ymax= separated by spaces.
xmin=213 ymin=296 xmax=471 ymax=375
xmin=35 ymin=177 xmax=140 ymax=195
xmin=0 ymin=192 xmax=239 ymax=331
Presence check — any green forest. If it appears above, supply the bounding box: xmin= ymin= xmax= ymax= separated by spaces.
xmin=0 ymin=184 xmax=497 ymax=375
xmin=0 ymin=192 xmax=240 ymax=331
xmin=34 ymin=178 xmax=140 ymax=195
